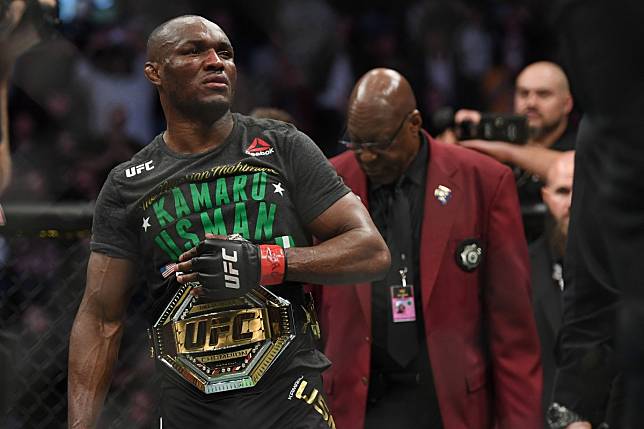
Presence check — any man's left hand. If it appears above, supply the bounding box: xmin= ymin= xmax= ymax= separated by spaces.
xmin=176 ymin=234 xmax=286 ymax=299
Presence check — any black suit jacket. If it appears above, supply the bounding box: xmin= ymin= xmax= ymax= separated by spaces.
xmin=529 ymin=237 xmax=562 ymax=425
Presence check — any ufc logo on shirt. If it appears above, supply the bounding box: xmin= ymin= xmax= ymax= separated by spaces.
xmin=125 ymin=160 xmax=154 ymax=178
xmin=222 ymin=249 xmax=240 ymax=289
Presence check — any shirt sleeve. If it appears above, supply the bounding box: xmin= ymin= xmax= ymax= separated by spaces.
xmin=90 ymin=171 xmax=140 ymax=260
xmin=285 ymin=130 xmax=350 ymax=224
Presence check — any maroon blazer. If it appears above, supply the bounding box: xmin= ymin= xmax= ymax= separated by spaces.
xmin=316 ymin=132 xmax=542 ymax=429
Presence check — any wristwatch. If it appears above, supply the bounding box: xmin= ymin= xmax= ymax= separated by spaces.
xmin=546 ymin=403 xmax=584 ymax=429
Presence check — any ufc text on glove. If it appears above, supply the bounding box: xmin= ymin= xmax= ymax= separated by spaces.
xmin=181 ymin=237 xmax=286 ymax=299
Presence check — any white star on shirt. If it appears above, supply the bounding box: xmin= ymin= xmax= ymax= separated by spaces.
xmin=142 ymin=217 xmax=151 ymax=232
xmin=273 ymin=182 xmax=285 ymax=196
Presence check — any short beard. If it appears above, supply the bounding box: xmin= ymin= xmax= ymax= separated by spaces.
xmin=545 ymin=214 xmax=568 ymax=260
xmin=528 ymin=117 xmax=563 ymax=144
xmin=165 ymin=85 xmax=233 ymax=124
xmin=179 ymin=98 xmax=230 ymax=124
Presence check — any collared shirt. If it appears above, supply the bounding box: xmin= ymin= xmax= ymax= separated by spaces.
xmin=369 ymin=135 xmax=429 ymax=287
xmin=368 ymin=133 xmax=429 ymax=369
xmin=365 ymin=134 xmax=442 ymax=427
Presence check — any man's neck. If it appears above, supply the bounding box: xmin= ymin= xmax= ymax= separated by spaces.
xmin=528 ymin=119 xmax=568 ymax=148
xmin=164 ymin=111 xmax=234 ymax=154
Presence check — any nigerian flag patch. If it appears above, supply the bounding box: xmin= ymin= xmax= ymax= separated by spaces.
xmin=274 ymin=235 xmax=294 ymax=248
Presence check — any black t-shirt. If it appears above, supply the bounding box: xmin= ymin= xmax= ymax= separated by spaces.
xmin=90 ymin=113 xmax=349 ymax=398
xmin=91 ymin=113 xmax=348 ymax=296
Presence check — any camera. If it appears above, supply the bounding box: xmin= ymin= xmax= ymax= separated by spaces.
xmin=455 ymin=113 xmax=529 ymax=145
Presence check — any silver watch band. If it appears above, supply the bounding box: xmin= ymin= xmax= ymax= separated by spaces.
xmin=546 ymin=402 xmax=583 ymax=429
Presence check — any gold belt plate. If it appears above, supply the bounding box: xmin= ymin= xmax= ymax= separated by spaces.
xmin=150 ymin=282 xmax=296 ymax=394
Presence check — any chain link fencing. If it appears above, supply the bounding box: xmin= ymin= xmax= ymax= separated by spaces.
xmin=0 ymin=203 xmax=160 ymax=429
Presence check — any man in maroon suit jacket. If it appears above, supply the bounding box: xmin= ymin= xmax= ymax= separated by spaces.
xmin=315 ymin=68 xmax=542 ymax=429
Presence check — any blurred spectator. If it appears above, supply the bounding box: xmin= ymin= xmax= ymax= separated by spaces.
xmin=455 ymin=61 xmax=575 ymax=241
xmin=74 ymin=26 xmax=155 ymax=144
xmin=249 ymin=106 xmax=296 ymax=125
xmin=0 ymin=0 xmax=45 ymax=195
xmin=530 ymin=151 xmax=574 ymax=426
xmin=454 ymin=5 xmax=493 ymax=109
xmin=275 ymin=0 xmax=339 ymax=91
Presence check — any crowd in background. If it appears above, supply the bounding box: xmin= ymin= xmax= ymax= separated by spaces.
xmin=1 ymin=1 xmax=564 ymax=427
xmin=4 ymin=0 xmax=560 ymax=202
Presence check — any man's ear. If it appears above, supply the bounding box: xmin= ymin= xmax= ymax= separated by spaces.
xmin=144 ymin=62 xmax=161 ymax=86
xmin=409 ymin=109 xmax=423 ymax=133
xmin=541 ymin=186 xmax=552 ymax=209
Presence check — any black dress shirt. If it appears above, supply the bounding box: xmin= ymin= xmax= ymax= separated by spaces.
xmin=368 ymin=134 xmax=428 ymax=367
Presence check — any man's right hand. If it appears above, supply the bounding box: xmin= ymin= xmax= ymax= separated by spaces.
xmin=566 ymin=423 xmax=592 ymax=429
xmin=454 ymin=108 xmax=482 ymax=125
xmin=453 ymin=108 xmax=517 ymax=163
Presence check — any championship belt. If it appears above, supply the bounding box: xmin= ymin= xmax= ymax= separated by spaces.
xmin=149 ymin=281 xmax=296 ymax=394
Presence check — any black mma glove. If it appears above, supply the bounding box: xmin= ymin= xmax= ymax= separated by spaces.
xmin=188 ymin=236 xmax=286 ymax=299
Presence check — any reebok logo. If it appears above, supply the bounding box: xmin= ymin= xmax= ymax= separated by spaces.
xmin=245 ymin=138 xmax=274 ymax=157
xmin=125 ymin=160 xmax=154 ymax=178
xmin=222 ymin=248 xmax=240 ymax=289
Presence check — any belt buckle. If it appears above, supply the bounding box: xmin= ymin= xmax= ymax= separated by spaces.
xmin=150 ymin=282 xmax=296 ymax=394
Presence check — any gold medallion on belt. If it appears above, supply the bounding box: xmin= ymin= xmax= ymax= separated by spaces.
xmin=149 ymin=282 xmax=296 ymax=394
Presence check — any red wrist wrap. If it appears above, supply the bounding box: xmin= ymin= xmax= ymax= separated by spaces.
xmin=259 ymin=245 xmax=286 ymax=285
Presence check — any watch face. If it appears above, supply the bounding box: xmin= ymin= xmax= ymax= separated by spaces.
xmin=546 ymin=403 xmax=582 ymax=429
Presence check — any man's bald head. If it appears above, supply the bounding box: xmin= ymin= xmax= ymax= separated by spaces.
xmin=542 ymin=150 xmax=575 ymax=241
xmin=345 ymin=68 xmax=423 ymax=185
xmin=348 ymin=68 xmax=416 ymax=121
xmin=545 ymin=150 xmax=575 ymax=189
xmin=146 ymin=15 xmax=224 ymax=63
xmin=517 ymin=61 xmax=570 ymax=94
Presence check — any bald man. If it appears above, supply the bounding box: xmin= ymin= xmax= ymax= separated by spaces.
xmin=457 ymin=61 xmax=574 ymax=150
xmin=455 ymin=62 xmax=575 ymax=243
xmin=515 ymin=62 xmax=574 ymax=148
xmin=529 ymin=152 xmax=574 ymax=426
xmin=67 ymin=15 xmax=389 ymax=429
xmin=314 ymin=68 xmax=542 ymax=429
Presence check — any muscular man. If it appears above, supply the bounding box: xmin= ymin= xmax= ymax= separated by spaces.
xmin=530 ymin=151 xmax=574 ymax=425
xmin=67 ymin=15 xmax=390 ymax=429
xmin=315 ymin=68 xmax=542 ymax=429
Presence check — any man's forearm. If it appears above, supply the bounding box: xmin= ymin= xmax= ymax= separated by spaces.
xmin=508 ymin=145 xmax=561 ymax=179
xmin=284 ymin=226 xmax=390 ymax=285
xmin=0 ymin=78 xmax=11 ymax=194
xmin=68 ymin=307 xmax=124 ymax=429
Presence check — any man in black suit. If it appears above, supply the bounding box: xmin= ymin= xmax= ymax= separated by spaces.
xmin=530 ymin=151 xmax=574 ymax=426
xmin=548 ymin=2 xmax=644 ymax=428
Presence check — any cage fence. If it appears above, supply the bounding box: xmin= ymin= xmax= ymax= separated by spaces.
xmin=0 ymin=202 xmax=160 ymax=429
